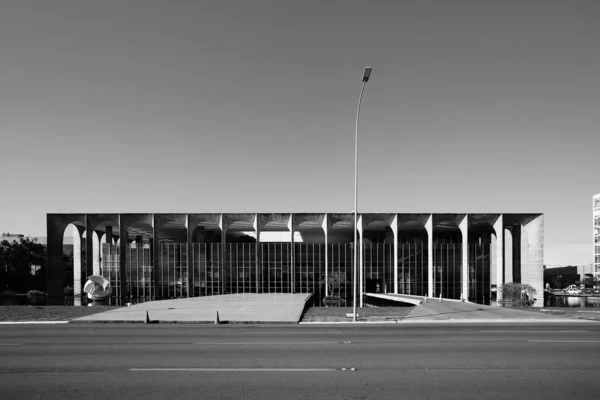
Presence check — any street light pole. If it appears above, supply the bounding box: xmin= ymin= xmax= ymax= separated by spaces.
xmin=354 ymin=67 xmax=372 ymax=322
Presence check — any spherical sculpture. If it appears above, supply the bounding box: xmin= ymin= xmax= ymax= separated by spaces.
xmin=83 ymin=275 xmax=112 ymax=306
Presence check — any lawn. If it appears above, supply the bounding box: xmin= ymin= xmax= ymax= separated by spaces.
xmin=302 ymin=306 xmax=415 ymax=322
xmin=0 ymin=306 xmax=122 ymax=322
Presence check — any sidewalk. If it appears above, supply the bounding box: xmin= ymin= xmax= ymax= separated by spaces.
xmin=400 ymin=300 xmax=596 ymax=323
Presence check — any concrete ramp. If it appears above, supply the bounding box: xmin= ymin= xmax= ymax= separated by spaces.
xmin=404 ymin=300 xmax=587 ymax=322
xmin=365 ymin=293 xmax=425 ymax=306
xmin=72 ymin=293 xmax=313 ymax=324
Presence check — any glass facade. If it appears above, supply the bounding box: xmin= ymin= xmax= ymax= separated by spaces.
xmin=468 ymin=241 xmax=491 ymax=305
xmin=159 ymin=243 xmax=188 ymax=299
xmin=433 ymin=242 xmax=462 ymax=300
xmin=397 ymin=239 xmax=428 ymax=296
xmin=363 ymin=243 xmax=393 ymax=295
xmin=327 ymin=243 xmax=354 ymax=306
xmin=101 ymin=243 xmax=121 ymax=305
xmin=99 ymin=235 xmax=492 ymax=305
xmin=192 ymin=243 xmax=222 ymax=297
xmin=295 ymin=243 xmax=326 ymax=306
xmin=128 ymin=242 xmax=154 ymax=303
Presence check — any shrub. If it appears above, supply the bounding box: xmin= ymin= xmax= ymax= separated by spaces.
xmin=500 ymin=282 xmax=537 ymax=307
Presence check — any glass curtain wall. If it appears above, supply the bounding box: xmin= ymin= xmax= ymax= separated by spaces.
xmin=397 ymin=236 xmax=428 ymax=296
xmin=294 ymin=243 xmax=326 ymax=306
xmin=101 ymin=243 xmax=120 ymax=305
xmin=327 ymin=243 xmax=354 ymax=306
xmin=126 ymin=242 xmax=153 ymax=303
xmin=225 ymin=243 xmax=257 ymax=294
xmin=191 ymin=243 xmax=222 ymax=297
xmin=261 ymin=242 xmax=292 ymax=293
xmin=433 ymin=235 xmax=462 ymax=300
xmin=363 ymin=243 xmax=393 ymax=294
xmin=158 ymin=243 xmax=188 ymax=299
xmin=468 ymin=239 xmax=491 ymax=305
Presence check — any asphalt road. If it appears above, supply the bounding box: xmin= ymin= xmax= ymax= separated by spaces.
xmin=1 ymin=322 xmax=599 ymax=399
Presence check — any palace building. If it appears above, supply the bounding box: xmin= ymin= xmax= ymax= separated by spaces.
xmin=46 ymin=213 xmax=544 ymax=307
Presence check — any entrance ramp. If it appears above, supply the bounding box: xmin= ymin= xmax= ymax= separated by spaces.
xmin=365 ymin=293 xmax=425 ymax=306
xmin=72 ymin=293 xmax=313 ymax=324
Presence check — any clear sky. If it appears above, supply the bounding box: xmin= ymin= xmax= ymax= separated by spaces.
xmin=0 ymin=0 xmax=598 ymax=265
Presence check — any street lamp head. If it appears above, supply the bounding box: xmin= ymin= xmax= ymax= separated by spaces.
xmin=362 ymin=67 xmax=372 ymax=82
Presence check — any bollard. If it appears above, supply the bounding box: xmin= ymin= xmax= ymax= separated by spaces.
xmin=215 ymin=310 xmax=220 ymax=325
xmin=439 ymin=294 xmax=442 ymax=303
xmin=145 ymin=310 xmax=151 ymax=324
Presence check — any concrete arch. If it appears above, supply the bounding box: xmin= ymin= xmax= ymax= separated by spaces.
xmin=46 ymin=214 xmax=86 ymax=305
xmin=189 ymin=214 xmax=222 ymax=243
xmin=257 ymin=213 xmax=291 ymax=242
xmin=85 ymin=214 xmax=119 ymax=285
xmin=361 ymin=216 xmax=395 ymax=298
xmin=292 ymin=214 xmax=326 ymax=243
xmin=328 ymin=213 xmax=358 ymax=244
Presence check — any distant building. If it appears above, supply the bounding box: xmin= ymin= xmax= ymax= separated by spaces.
xmin=594 ymin=193 xmax=600 ymax=276
xmin=544 ymin=264 xmax=593 ymax=289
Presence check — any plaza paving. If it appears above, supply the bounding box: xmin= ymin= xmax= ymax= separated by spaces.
xmin=72 ymin=293 xmax=313 ymax=323
xmin=68 ymin=293 xmax=598 ymax=324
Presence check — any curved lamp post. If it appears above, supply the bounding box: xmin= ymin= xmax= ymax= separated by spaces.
xmin=353 ymin=67 xmax=372 ymax=322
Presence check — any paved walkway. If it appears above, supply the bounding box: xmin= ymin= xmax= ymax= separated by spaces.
xmin=402 ymin=299 xmax=592 ymax=323
xmin=365 ymin=292 xmax=425 ymax=306
xmin=72 ymin=293 xmax=313 ymax=323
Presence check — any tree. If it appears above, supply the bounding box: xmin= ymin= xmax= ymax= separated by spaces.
xmin=320 ymin=271 xmax=347 ymax=300
xmin=0 ymin=238 xmax=47 ymax=293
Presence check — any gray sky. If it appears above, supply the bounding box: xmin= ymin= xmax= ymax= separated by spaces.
xmin=0 ymin=0 xmax=598 ymax=265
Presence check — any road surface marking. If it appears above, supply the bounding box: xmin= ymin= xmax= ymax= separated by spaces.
xmin=194 ymin=341 xmax=341 ymax=345
xmin=481 ymin=330 xmax=588 ymax=333
xmin=0 ymin=343 xmax=22 ymax=346
xmin=244 ymin=332 xmax=342 ymax=334
xmin=529 ymin=340 xmax=600 ymax=343
xmin=130 ymin=368 xmax=336 ymax=372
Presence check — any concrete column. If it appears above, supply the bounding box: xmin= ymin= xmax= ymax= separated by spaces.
xmin=106 ymin=226 xmax=113 ymax=244
xmin=493 ymin=215 xmax=504 ymax=302
xmin=322 ymin=215 xmax=328 ymax=298
xmin=255 ymin=215 xmax=261 ymax=294
xmin=504 ymin=228 xmax=513 ymax=283
xmin=426 ymin=215 xmax=433 ymax=297
xmin=512 ymin=225 xmax=522 ymax=283
xmin=521 ymin=215 xmax=544 ymax=307
xmin=221 ymin=228 xmax=227 ymax=295
xmin=93 ymin=231 xmax=101 ymax=275
xmin=187 ymin=216 xmax=193 ymax=298
xmin=289 ymin=217 xmax=296 ymax=295
xmin=119 ymin=224 xmax=128 ymax=305
xmin=392 ymin=215 xmax=398 ymax=294
xmin=152 ymin=221 xmax=160 ymax=300
xmin=73 ymin=227 xmax=84 ymax=306
xmin=85 ymin=217 xmax=94 ymax=288
xmin=358 ymin=216 xmax=364 ymax=307
xmin=490 ymin=232 xmax=497 ymax=289
xmin=460 ymin=215 xmax=468 ymax=301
